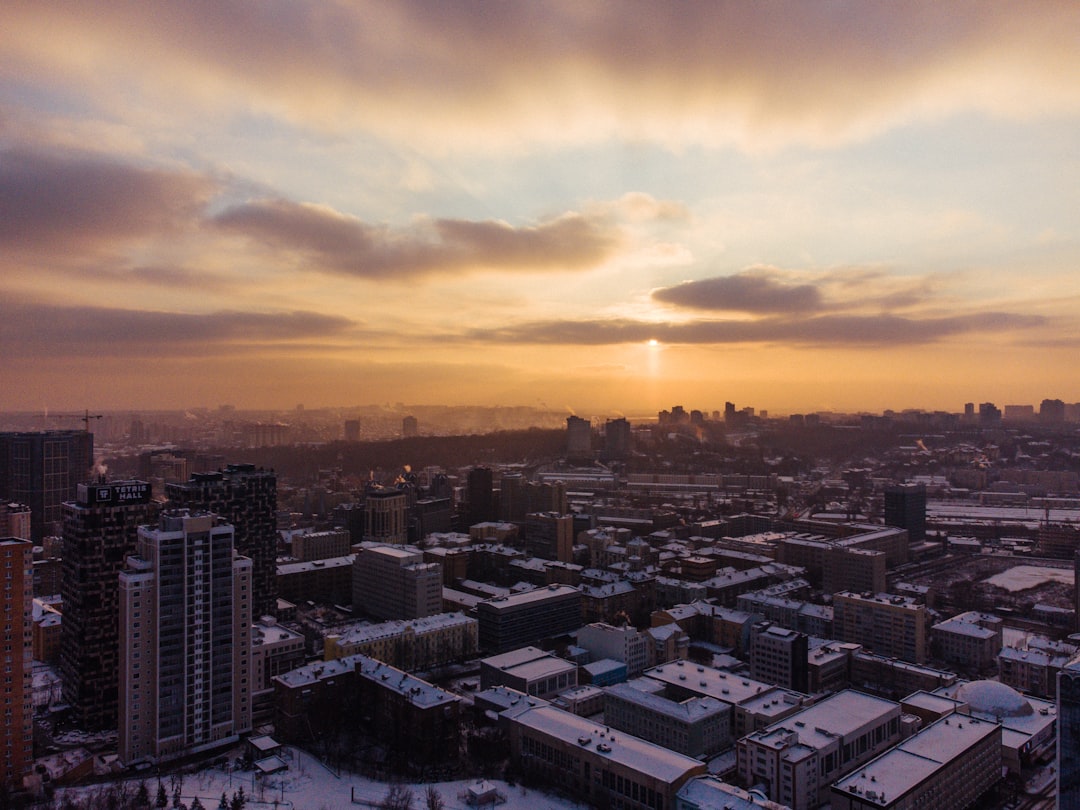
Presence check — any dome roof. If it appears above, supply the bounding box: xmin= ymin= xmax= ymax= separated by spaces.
xmin=955 ymin=679 xmax=1033 ymax=718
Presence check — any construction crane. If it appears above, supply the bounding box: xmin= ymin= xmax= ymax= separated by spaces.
xmin=50 ymin=409 xmax=104 ymax=432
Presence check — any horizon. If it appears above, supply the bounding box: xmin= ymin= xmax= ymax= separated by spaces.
xmin=4 ymin=4 xmax=1080 ymax=415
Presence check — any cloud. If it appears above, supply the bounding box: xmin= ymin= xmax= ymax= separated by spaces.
xmin=1 ymin=301 xmax=358 ymax=359
xmin=5 ymin=2 xmax=1079 ymax=152
xmin=465 ymin=311 xmax=1045 ymax=348
xmin=213 ymin=198 xmax=621 ymax=278
xmin=654 ymin=269 xmax=823 ymax=314
xmin=0 ymin=147 xmax=216 ymax=255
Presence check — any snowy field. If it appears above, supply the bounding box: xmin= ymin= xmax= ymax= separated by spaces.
xmin=983 ymin=565 xmax=1074 ymax=592
xmin=57 ymin=746 xmax=586 ymax=810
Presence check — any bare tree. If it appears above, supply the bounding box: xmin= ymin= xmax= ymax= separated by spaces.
xmin=380 ymin=784 xmax=414 ymax=810
xmin=424 ymin=786 xmax=444 ymax=810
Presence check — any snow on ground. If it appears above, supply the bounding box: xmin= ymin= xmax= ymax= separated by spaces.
xmin=983 ymin=565 xmax=1074 ymax=592
xmin=57 ymin=746 xmax=586 ymax=810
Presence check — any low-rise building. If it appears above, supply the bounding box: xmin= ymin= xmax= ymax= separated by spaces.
xmin=604 ymin=680 xmax=731 ymax=759
xmin=505 ymin=703 xmax=707 ymax=810
xmin=480 ymin=646 xmax=578 ymax=700
xmin=324 ymin=611 xmax=478 ymax=671
xmin=736 ymin=690 xmax=902 ymax=810
xmin=831 ymin=714 xmax=1001 ymax=810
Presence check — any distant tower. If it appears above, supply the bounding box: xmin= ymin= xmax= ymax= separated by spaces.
xmin=344 ymin=419 xmax=361 ymax=442
xmin=498 ymin=473 xmax=526 ymax=522
xmin=118 ymin=511 xmax=252 ymax=765
xmin=524 ymin=512 xmax=574 ymax=563
xmin=402 ymin=415 xmax=419 ymax=438
xmin=604 ymin=418 xmax=632 ymax=460
xmin=1059 ymin=655 xmax=1080 ymax=807
xmin=1041 ymin=398 xmax=1066 ymax=425
xmin=166 ymin=464 xmax=277 ymax=619
xmin=0 ymin=539 xmax=32 ymax=790
xmin=566 ymin=415 xmax=592 ymax=458
xmin=884 ymin=483 xmax=926 ymax=542
xmin=466 ymin=467 xmax=495 ymax=526
xmin=60 ymin=481 xmax=157 ymax=730
xmin=0 ymin=430 xmax=94 ymax=541
xmin=964 ymin=402 xmax=975 ymax=422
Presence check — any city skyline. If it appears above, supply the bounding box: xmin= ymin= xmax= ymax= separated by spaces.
xmin=3 ymin=3 xmax=1080 ymax=415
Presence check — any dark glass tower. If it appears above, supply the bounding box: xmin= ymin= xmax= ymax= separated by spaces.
xmin=0 ymin=430 xmax=94 ymax=541
xmin=166 ymin=464 xmax=277 ymax=618
xmin=60 ymin=481 xmax=156 ymax=730
xmin=883 ymin=483 xmax=926 ymax=542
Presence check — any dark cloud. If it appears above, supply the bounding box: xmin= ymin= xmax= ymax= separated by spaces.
xmin=0 ymin=147 xmax=216 ymax=254
xmin=466 ymin=311 xmax=1045 ymax=347
xmin=1 ymin=301 xmax=357 ymax=359
xmin=653 ymin=270 xmax=823 ymax=314
xmin=213 ymin=198 xmax=620 ymax=278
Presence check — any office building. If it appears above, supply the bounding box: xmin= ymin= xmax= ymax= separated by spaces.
xmin=505 ymin=703 xmax=707 ymax=810
xmin=466 ymin=467 xmax=495 ymax=526
xmin=325 ymin=611 xmax=478 ymax=671
xmin=166 ymin=464 xmax=277 ymax=619
xmin=118 ymin=511 xmax=252 ymax=765
xmin=352 ymin=544 xmax=442 ymax=620
xmin=883 ymin=483 xmax=926 ymax=542
xmin=362 ymin=488 xmax=408 ymax=544
xmin=1060 ymin=655 xmax=1080 ymax=808
xmin=736 ymin=690 xmax=902 ymax=810
xmin=604 ymin=417 xmax=632 ymax=460
xmin=834 ymin=591 xmax=929 ymax=664
xmin=0 ymin=431 xmax=93 ymax=541
xmin=480 ymin=646 xmax=578 ymax=700
xmin=749 ymin=621 xmax=809 ymax=693
xmin=566 ymin=415 xmax=592 ymax=458
xmin=60 ymin=480 xmax=157 ymax=730
xmin=831 ymin=714 xmax=1001 ymax=810
xmin=577 ymin=622 xmax=651 ymax=677
xmin=604 ymin=681 xmax=731 ymax=759
xmin=524 ymin=511 xmax=574 ymax=563
xmin=498 ymin=473 xmax=526 ymax=522
xmin=476 ymin=584 xmax=582 ymax=652
xmin=0 ymin=539 xmax=32 ymax=790
xmin=931 ymin=611 xmax=1002 ymax=675
xmin=289 ymin=528 xmax=351 ymax=561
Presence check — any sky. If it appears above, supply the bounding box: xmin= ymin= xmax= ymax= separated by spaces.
xmin=3 ymin=2 xmax=1080 ymax=417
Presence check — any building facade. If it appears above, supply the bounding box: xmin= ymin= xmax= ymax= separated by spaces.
xmin=0 ymin=539 xmax=32 ymax=790
xmin=60 ymin=480 xmax=157 ymax=730
xmin=833 ymin=591 xmax=929 ymax=664
xmin=166 ymin=465 xmax=277 ymax=619
xmin=0 ymin=431 xmax=93 ymax=541
xmin=352 ymin=544 xmax=442 ymax=620
xmin=118 ymin=511 xmax=252 ymax=765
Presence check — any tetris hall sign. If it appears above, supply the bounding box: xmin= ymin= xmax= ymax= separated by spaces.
xmin=81 ymin=481 xmax=152 ymax=505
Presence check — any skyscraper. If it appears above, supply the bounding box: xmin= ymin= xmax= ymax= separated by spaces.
xmin=363 ymin=488 xmax=408 ymax=544
xmin=118 ymin=511 xmax=252 ymax=765
xmin=883 ymin=483 xmax=926 ymax=542
xmin=166 ymin=464 xmax=277 ymax=618
xmin=566 ymin=415 xmax=592 ymax=458
xmin=0 ymin=431 xmax=93 ymax=541
xmin=0 ymin=538 xmax=32 ymax=790
xmin=60 ymin=481 xmax=157 ymax=730
xmin=466 ymin=466 xmax=495 ymax=527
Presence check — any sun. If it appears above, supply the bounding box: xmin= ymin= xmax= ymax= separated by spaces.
xmin=648 ymin=339 xmax=659 ymax=347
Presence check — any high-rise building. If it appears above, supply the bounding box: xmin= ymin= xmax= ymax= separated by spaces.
xmin=361 ymin=487 xmax=407 ymax=544
xmin=118 ymin=511 xmax=252 ymax=765
xmin=166 ymin=464 xmax=277 ymax=618
xmin=0 ymin=538 xmax=32 ymax=790
xmin=834 ymin=591 xmax=929 ymax=664
xmin=566 ymin=415 xmax=592 ymax=458
xmin=1042 ymin=398 xmax=1067 ymax=424
xmin=0 ymin=431 xmax=94 ymax=541
xmin=466 ymin=467 xmax=495 ymax=527
xmin=352 ymin=544 xmax=442 ymax=620
xmin=884 ymin=483 xmax=926 ymax=542
xmin=523 ymin=512 xmax=574 ymax=563
xmin=402 ymin=415 xmax=418 ymax=438
xmin=60 ymin=481 xmax=157 ymax=730
xmin=498 ymin=473 xmax=526 ymax=522
xmin=749 ymin=621 xmax=809 ymax=693
xmin=603 ymin=417 xmax=632 ymax=460
xmin=1059 ymin=654 xmax=1080 ymax=808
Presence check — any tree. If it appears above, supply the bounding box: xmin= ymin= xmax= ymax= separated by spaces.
xmin=424 ymin=786 xmax=444 ymax=810
xmin=229 ymin=787 xmax=245 ymax=810
xmin=380 ymin=784 xmax=414 ymax=810
xmin=135 ymin=781 xmax=151 ymax=808
xmin=190 ymin=799 xmax=205 ymax=810
xmin=218 ymin=793 xmax=228 ymax=810
xmin=156 ymin=783 xmax=169 ymax=809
